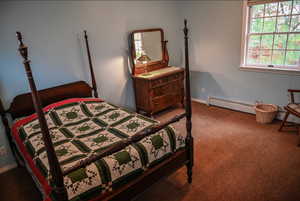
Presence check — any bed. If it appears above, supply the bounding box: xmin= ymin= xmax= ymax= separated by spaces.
xmin=0 ymin=20 xmax=193 ymax=201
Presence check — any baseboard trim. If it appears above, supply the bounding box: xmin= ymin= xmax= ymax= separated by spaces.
xmin=0 ymin=163 xmax=17 ymax=174
xmin=208 ymin=96 xmax=255 ymax=114
xmin=192 ymin=96 xmax=300 ymax=123
xmin=192 ymin=98 xmax=208 ymax=105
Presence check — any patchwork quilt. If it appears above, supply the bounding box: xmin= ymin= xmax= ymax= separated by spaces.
xmin=12 ymin=98 xmax=185 ymax=201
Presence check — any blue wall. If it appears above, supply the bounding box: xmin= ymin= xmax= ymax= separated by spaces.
xmin=180 ymin=1 xmax=300 ymax=105
xmin=0 ymin=1 xmax=182 ymax=170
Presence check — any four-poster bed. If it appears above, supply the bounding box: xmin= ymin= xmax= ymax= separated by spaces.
xmin=0 ymin=20 xmax=193 ymax=201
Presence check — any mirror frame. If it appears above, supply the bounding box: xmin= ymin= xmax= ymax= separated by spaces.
xmin=130 ymin=28 xmax=169 ymax=76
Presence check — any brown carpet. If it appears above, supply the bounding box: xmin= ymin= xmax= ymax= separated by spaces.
xmin=1 ymin=102 xmax=300 ymax=201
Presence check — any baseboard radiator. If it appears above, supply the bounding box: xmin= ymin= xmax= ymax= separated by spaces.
xmin=208 ymin=97 xmax=255 ymax=114
xmin=193 ymin=96 xmax=299 ymax=123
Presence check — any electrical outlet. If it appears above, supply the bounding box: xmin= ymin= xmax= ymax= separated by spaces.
xmin=0 ymin=146 xmax=7 ymax=157
xmin=255 ymin=100 xmax=262 ymax=104
xmin=201 ymin=88 xmax=206 ymax=93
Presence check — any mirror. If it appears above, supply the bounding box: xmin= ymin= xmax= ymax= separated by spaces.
xmin=133 ymin=30 xmax=163 ymax=65
xmin=130 ymin=28 xmax=169 ymax=76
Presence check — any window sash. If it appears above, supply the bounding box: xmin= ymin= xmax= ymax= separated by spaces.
xmin=245 ymin=0 xmax=300 ymax=67
xmin=251 ymin=13 xmax=300 ymax=19
xmin=248 ymin=0 xmax=290 ymax=6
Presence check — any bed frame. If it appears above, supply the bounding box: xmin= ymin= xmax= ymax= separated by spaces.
xmin=0 ymin=20 xmax=193 ymax=201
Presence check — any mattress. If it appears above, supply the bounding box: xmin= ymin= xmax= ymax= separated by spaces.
xmin=12 ymin=98 xmax=185 ymax=201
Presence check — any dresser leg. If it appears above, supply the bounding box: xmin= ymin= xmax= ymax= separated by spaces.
xmin=181 ymin=97 xmax=185 ymax=108
xmin=137 ymin=109 xmax=152 ymax=117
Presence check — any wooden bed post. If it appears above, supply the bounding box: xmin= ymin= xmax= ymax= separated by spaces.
xmin=16 ymin=32 xmax=68 ymax=201
xmin=184 ymin=19 xmax=194 ymax=184
xmin=84 ymin=30 xmax=99 ymax=98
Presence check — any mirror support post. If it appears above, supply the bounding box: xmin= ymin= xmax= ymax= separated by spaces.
xmin=163 ymin=40 xmax=169 ymax=66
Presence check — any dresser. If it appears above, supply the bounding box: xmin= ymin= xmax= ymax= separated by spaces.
xmin=133 ymin=67 xmax=184 ymax=115
xmin=130 ymin=28 xmax=185 ymax=116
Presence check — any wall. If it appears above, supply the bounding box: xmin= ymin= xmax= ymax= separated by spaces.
xmin=180 ymin=1 xmax=300 ymax=106
xmin=0 ymin=1 xmax=182 ymax=170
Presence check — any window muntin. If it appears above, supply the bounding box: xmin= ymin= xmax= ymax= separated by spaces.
xmin=134 ymin=33 xmax=143 ymax=60
xmin=245 ymin=0 xmax=300 ymax=68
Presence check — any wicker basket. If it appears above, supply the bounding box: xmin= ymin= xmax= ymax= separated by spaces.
xmin=255 ymin=103 xmax=278 ymax=124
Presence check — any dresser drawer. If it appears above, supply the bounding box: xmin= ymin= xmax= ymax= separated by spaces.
xmin=151 ymin=94 xmax=182 ymax=112
xmin=152 ymin=80 xmax=183 ymax=97
xmin=150 ymin=72 xmax=184 ymax=88
xmin=152 ymin=84 xmax=171 ymax=97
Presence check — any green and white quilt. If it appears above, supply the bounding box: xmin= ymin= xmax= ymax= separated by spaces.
xmin=12 ymin=98 xmax=185 ymax=201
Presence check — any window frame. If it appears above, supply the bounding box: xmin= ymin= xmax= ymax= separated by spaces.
xmin=240 ymin=0 xmax=300 ymax=74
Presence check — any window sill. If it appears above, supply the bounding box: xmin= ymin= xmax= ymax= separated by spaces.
xmin=239 ymin=66 xmax=300 ymax=76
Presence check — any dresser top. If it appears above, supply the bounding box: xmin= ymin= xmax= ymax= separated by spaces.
xmin=133 ymin=66 xmax=184 ymax=80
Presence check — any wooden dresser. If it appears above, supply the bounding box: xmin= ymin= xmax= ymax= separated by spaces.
xmin=129 ymin=28 xmax=184 ymax=115
xmin=133 ymin=67 xmax=184 ymax=115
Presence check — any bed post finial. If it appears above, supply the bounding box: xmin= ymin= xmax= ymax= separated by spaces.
xmin=16 ymin=32 xmax=28 ymax=61
xmin=16 ymin=31 xmax=23 ymax=44
xmin=84 ymin=30 xmax=99 ymax=98
xmin=183 ymin=19 xmax=193 ymax=184
xmin=16 ymin=32 xmax=68 ymax=201
xmin=16 ymin=32 xmax=23 ymax=44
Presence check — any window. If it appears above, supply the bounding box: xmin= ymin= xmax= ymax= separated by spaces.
xmin=134 ymin=33 xmax=143 ymax=62
xmin=241 ymin=0 xmax=300 ymax=72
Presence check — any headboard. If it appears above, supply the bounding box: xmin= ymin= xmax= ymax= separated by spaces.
xmin=8 ymin=81 xmax=92 ymax=119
